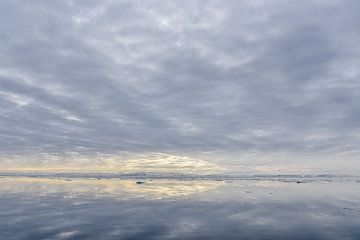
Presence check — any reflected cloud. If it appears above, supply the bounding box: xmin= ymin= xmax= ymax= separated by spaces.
xmin=1 ymin=179 xmax=360 ymax=240
xmin=0 ymin=177 xmax=222 ymax=199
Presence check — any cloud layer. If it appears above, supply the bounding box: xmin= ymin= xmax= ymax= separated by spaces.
xmin=1 ymin=0 xmax=360 ymax=169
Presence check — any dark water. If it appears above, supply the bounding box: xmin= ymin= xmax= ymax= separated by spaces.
xmin=0 ymin=177 xmax=360 ymax=240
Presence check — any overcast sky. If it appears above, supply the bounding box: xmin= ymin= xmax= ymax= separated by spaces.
xmin=1 ymin=0 xmax=360 ymax=173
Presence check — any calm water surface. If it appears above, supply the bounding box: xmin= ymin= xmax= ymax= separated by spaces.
xmin=0 ymin=177 xmax=360 ymax=240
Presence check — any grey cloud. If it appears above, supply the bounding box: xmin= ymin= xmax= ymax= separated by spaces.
xmin=0 ymin=0 xmax=360 ymax=164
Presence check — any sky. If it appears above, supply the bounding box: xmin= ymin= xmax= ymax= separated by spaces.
xmin=0 ymin=0 xmax=360 ymax=174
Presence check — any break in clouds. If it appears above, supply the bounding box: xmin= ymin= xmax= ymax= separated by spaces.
xmin=0 ymin=0 xmax=360 ymax=170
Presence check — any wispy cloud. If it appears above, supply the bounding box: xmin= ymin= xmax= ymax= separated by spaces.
xmin=0 ymin=0 xmax=360 ymax=170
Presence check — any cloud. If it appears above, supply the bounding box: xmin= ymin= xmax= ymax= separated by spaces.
xmin=0 ymin=0 xmax=360 ymax=168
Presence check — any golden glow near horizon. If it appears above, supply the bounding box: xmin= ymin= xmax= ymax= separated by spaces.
xmin=0 ymin=152 xmax=224 ymax=200
xmin=0 ymin=177 xmax=222 ymax=199
xmin=0 ymin=153 xmax=224 ymax=174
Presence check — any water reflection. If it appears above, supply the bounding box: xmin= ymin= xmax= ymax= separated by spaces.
xmin=0 ymin=177 xmax=360 ymax=240
xmin=0 ymin=177 xmax=222 ymax=199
